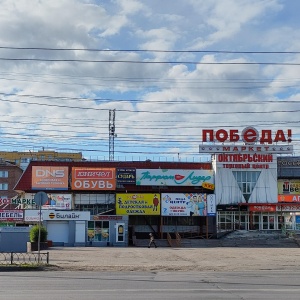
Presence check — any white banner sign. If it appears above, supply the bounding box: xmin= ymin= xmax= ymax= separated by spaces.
xmin=14 ymin=193 xmax=72 ymax=210
xmin=42 ymin=210 xmax=90 ymax=221
xmin=199 ymin=144 xmax=293 ymax=154
xmin=24 ymin=210 xmax=43 ymax=222
xmin=136 ymin=169 xmax=214 ymax=187
xmin=161 ymin=193 xmax=215 ymax=216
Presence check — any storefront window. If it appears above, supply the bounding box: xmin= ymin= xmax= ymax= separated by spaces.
xmin=88 ymin=221 xmax=109 ymax=242
xmin=218 ymin=212 xmax=234 ymax=230
xmin=285 ymin=213 xmax=294 ymax=230
xmin=251 ymin=214 xmax=260 ymax=230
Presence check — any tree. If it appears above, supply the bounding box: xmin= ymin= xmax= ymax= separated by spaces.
xmin=29 ymin=225 xmax=48 ymax=243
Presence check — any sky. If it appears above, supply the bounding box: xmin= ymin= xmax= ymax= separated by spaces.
xmin=0 ymin=0 xmax=299 ymax=162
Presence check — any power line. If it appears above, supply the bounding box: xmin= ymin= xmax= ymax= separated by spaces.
xmin=1 ymin=46 xmax=300 ymax=54
xmin=2 ymin=92 xmax=300 ymax=105
xmin=1 ymin=57 xmax=300 ymax=66
xmin=1 ymin=98 xmax=300 ymax=115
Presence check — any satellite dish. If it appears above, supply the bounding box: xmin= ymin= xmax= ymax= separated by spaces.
xmin=34 ymin=191 xmax=48 ymax=206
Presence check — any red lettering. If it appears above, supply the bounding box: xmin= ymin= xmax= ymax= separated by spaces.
xmin=274 ymin=130 xmax=286 ymax=142
xmin=229 ymin=130 xmax=239 ymax=142
xmin=242 ymin=127 xmax=258 ymax=144
xmin=216 ymin=129 xmax=228 ymax=142
xmin=202 ymin=130 xmax=214 ymax=142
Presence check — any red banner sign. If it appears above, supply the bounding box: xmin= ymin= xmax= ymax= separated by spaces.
xmin=71 ymin=168 xmax=116 ymax=191
xmin=249 ymin=205 xmax=276 ymax=212
xmin=278 ymin=195 xmax=300 ymax=203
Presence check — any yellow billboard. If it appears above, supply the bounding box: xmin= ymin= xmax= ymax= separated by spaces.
xmin=116 ymin=193 xmax=160 ymax=215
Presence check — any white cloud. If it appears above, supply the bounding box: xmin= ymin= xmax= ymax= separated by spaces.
xmin=0 ymin=0 xmax=298 ymax=159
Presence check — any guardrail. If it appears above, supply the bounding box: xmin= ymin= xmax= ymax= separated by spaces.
xmin=0 ymin=252 xmax=49 ymax=265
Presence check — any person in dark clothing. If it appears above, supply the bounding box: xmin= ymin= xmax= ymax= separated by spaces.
xmin=148 ymin=233 xmax=157 ymax=248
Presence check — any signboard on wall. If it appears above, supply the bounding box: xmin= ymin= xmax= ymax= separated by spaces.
xmin=42 ymin=210 xmax=90 ymax=221
xmin=199 ymin=127 xmax=293 ymax=154
xmin=278 ymin=158 xmax=300 ymax=168
xmin=161 ymin=193 xmax=216 ymax=216
xmin=278 ymin=195 xmax=300 ymax=203
xmin=116 ymin=168 xmax=136 ymax=184
xmin=213 ymin=153 xmax=277 ymax=170
xmin=136 ymin=169 xmax=214 ymax=187
xmin=10 ymin=193 xmax=72 ymax=210
xmin=71 ymin=168 xmax=116 ymax=191
xmin=32 ymin=166 xmax=69 ymax=190
xmin=0 ymin=210 xmax=23 ymax=221
xmin=24 ymin=210 xmax=43 ymax=222
xmin=249 ymin=205 xmax=276 ymax=212
xmin=276 ymin=204 xmax=300 ymax=211
xmin=217 ymin=205 xmax=248 ymax=211
xmin=278 ymin=180 xmax=300 ymax=195
xmin=116 ymin=193 xmax=160 ymax=215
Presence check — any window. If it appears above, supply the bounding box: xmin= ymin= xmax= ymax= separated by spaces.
xmin=0 ymin=183 xmax=8 ymax=190
xmin=88 ymin=221 xmax=110 ymax=242
xmin=75 ymin=204 xmax=114 ymax=215
xmin=0 ymin=171 xmax=8 ymax=178
xmin=233 ymin=171 xmax=260 ymax=202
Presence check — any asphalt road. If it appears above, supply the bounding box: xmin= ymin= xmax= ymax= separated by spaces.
xmin=1 ymin=270 xmax=300 ymax=300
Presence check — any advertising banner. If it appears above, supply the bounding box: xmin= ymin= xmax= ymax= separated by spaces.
xmin=0 ymin=210 xmax=23 ymax=221
xmin=278 ymin=180 xmax=300 ymax=195
xmin=116 ymin=168 xmax=136 ymax=184
xmin=24 ymin=210 xmax=43 ymax=222
xmin=296 ymin=216 xmax=300 ymax=230
xmin=276 ymin=204 xmax=300 ymax=211
xmin=136 ymin=169 xmax=214 ymax=187
xmin=43 ymin=194 xmax=72 ymax=210
xmin=0 ymin=198 xmax=12 ymax=209
xmin=42 ymin=210 xmax=90 ymax=221
xmin=71 ymin=168 xmax=116 ymax=191
xmin=161 ymin=193 xmax=215 ymax=216
xmin=116 ymin=193 xmax=160 ymax=215
xmin=278 ymin=195 xmax=300 ymax=203
xmin=32 ymin=166 xmax=69 ymax=190
xmin=11 ymin=193 xmax=72 ymax=210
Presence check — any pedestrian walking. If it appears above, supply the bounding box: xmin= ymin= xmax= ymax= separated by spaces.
xmin=148 ymin=233 xmax=157 ymax=248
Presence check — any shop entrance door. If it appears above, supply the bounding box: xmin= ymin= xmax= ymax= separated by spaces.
xmin=116 ymin=223 xmax=125 ymax=242
xmin=262 ymin=215 xmax=275 ymax=230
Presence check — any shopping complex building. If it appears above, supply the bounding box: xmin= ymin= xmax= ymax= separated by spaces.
xmin=0 ymin=127 xmax=299 ymax=247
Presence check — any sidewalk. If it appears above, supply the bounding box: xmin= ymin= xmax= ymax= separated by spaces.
xmin=47 ymin=243 xmax=300 ymax=272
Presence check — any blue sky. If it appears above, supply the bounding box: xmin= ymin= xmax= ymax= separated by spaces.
xmin=0 ymin=0 xmax=299 ymax=161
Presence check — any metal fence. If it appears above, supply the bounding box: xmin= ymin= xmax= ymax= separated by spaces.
xmin=0 ymin=252 xmax=49 ymax=265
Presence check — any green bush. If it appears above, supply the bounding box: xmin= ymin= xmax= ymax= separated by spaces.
xmin=29 ymin=225 xmax=48 ymax=242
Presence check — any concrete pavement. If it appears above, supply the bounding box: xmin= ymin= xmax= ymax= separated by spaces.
xmin=46 ymin=234 xmax=300 ymax=272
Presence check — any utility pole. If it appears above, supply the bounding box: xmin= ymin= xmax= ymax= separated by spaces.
xmin=109 ymin=109 xmax=116 ymax=161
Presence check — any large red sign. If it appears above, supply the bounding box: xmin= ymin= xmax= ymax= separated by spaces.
xmin=202 ymin=127 xmax=292 ymax=144
xmin=71 ymin=168 xmax=116 ymax=190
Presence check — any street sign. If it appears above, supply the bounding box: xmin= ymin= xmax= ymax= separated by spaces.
xmin=34 ymin=191 xmax=48 ymax=206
